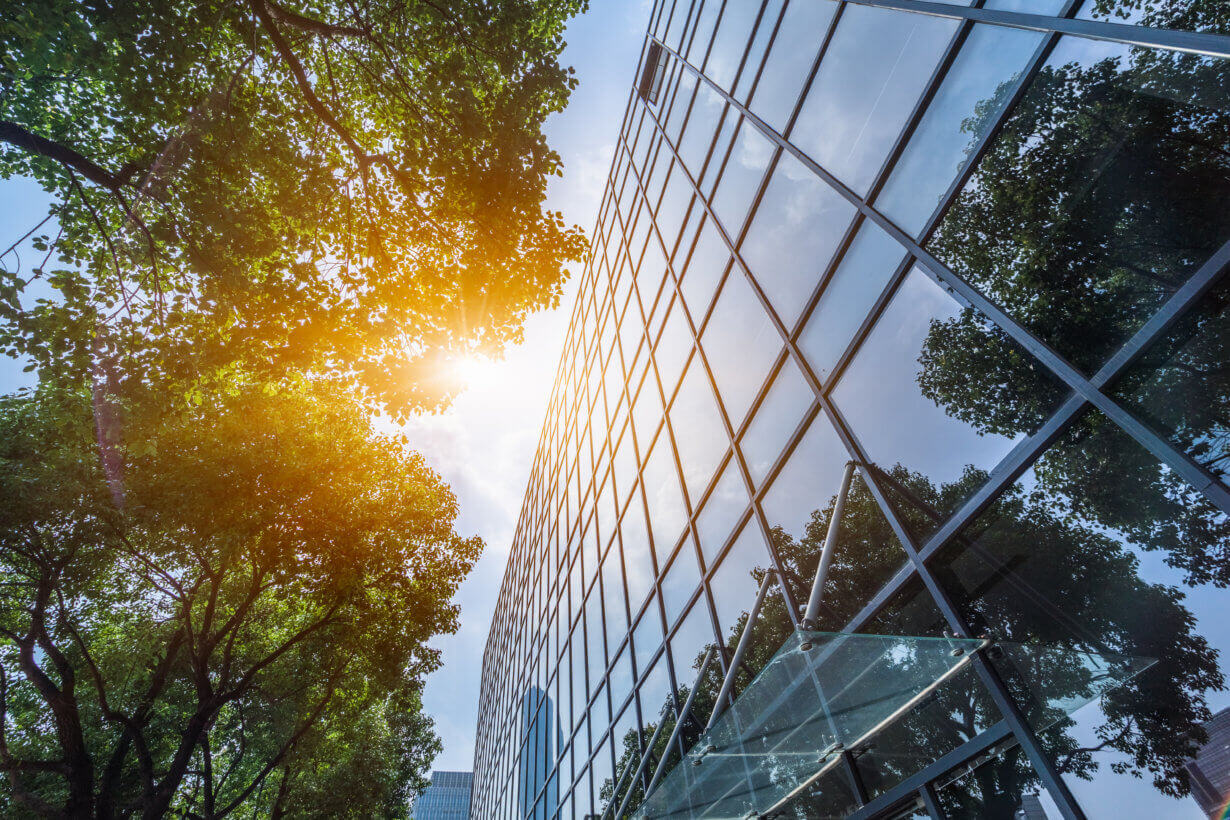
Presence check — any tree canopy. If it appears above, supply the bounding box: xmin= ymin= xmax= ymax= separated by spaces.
xmin=0 ymin=382 xmax=480 ymax=816
xmin=0 ymin=0 xmax=587 ymax=416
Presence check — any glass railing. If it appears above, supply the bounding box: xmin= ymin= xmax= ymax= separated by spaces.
xmin=635 ymin=631 xmax=1152 ymax=819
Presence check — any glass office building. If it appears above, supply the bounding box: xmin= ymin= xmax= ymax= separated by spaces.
xmin=472 ymin=1 xmax=1230 ymax=817
xmin=412 ymin=771 xmax=473 ymax=819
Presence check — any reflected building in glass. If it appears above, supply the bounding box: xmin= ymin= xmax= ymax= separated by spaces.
xmin=471 ymin=1 xmax=1230 ymax=818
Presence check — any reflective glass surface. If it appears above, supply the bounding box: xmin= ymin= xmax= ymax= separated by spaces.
xmin=637 ymin=632 xmax=1145 ymax=819
xmin=748 ymin=0 xmax=838 ymax=133
xmin=833 ymin=267 xmax=1068 ymax=538
xmin=710 ymin=119 xmax=774 ymax=238
xmin=701 ymin=270 xmax=781 ymax=426
xmin=792 ymin=5 xmax=957 ymax=194
xmin=929 ymin=36 xmax=1230 ymax=375
xmin=740 ymin=150 xmax=857 ymax=330
xmin=797 ymin=220 xmax=906 ymax=384
xmin=877 ymin=22 xmax=1044 ymax=237
xmin=472 ymin=4 xmax=1230 ymax=817
xmin=1111 ymin=276 xmax=1230 ymax=490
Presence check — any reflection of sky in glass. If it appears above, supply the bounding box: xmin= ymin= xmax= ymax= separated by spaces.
xmin=701 ymin=271 xmax=781 ymax=427
xmin=677 ymin=81 xmax=725 ymax=177
xmin=695 ymin=457 xmax=747 ymax=567
xmin=669 ymin=357 xmax=727 ymax=501
xmin=740 ymin=150 xmax=856 ymax=330
xmin=798 ymin=220 xmax=905 ymax=382
xmin=747 ymin=0 xmax=837 ymax=133
xmin=660 ymin=539 xmax=701 ymax=630
xmin=959 ymin=450 xmax=1228 ymax=819
xmin=740 ymin=356 xmax=811 ymax=487
xmin=710 ymin=120 xmax=774 ymax=238
xmin=792 ymin=5 xmax=957 ymax=194
xmin=709 ymin=523 xmax=772 ymax=640
xmin=760 ymin=411 xmax=848 ymax=542
xmin=704 ymin=1 xmax=760 ymax=91
xmin=833 ymin=268 xmax=1022 ymax=492
xmin=877 ymin=23 xmax=1043 ymax=237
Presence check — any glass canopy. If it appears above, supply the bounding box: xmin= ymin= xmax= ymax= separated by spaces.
xmin=635 ymin=631 xmax=1152 ymax=819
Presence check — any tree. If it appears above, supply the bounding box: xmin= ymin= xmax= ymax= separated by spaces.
xmin=0 ymin=0 xmax=587 ymax=417
xmin=0 ymin=382 xmax=480 ymax=817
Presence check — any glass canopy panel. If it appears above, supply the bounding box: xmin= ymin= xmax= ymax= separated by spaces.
xmin=635 ymin=632 xmax=1151 ymax=819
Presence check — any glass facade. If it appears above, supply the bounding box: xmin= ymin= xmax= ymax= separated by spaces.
xmin=412 ymin=771 xmax=473 ymax=819
xmin=471 ymin=1 xmax=1230 ymax=818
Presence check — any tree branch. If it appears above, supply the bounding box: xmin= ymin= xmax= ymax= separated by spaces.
xmin=0 ymin=120 xmax=137 ymax=191
xmin=264 ymin=0 xmax=368 ymax=38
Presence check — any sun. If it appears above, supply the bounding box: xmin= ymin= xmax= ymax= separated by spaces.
xmin=449 ymin=352 xmax=500 ymax=392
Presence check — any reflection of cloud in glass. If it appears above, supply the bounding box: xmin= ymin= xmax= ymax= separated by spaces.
xmin=792 ymin=5 xmax=957 ymax=194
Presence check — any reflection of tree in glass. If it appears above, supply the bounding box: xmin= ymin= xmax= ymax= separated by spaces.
xmin=601 ymin=445 xmax=1221 ymax=813
xmin=921 ymin=27 xmax=1230 ymax=586
xmin=773 ymin=466 xmax=1222 ymax=807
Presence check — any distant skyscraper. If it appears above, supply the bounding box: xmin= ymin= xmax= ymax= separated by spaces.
xmin=470 ymin=1 xmax=1230 ymax=818
xmin=520 ymin=687 xmax=559 ymax=819
xmin=412 ymin=770 xmax=472 ymax=820
xmin=1188 ymin=708 xmax=1230 ymax=819
xmin=1017 ymin=792 xmax=1049 ymax=820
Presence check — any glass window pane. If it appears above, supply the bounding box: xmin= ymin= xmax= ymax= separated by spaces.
xmin=928 ymin=36 xmax=1230 ymax=375
xmin=1075 ymin=0 xmax=1229 ymax=35
xmin=702 ymin=271 xmax=781 ymax=426
xmin=631 ymin=368 xmax=663 ymax=447
xmin=1111 ymin=276 xmax=1230 ymax=490
xmin=710 ymin=119 xmax=774 ymax=239
xmin=740 ymin=357 xmax=812 ymax=487
xmin=679 ymin=214 xmax=730 ymax=321
xmin=695 ymin=457 xmax=748 ymax=568
xmin=732 ymin=0 xmax=784 ymax=103
xmin=607 ymin=645 xmax=634 ymax=723
xmin=654 ymin=164 xmax=694 ymax=256
xmin=602 ymin=547 xmax=628 ymax=645
xmin=660 ymin=540 xmax=702 ymax=632
xmin=632 ymin=603 xmax=665 ymax=679
xmin=740 ymin=150 xmax=857 ymax=330
xmin=832 ymin=267 xmax=1069 ymax=539
xmin=642 ymin=430 xmax=689 ymax=554
xmin=705 ymin=0 xmax=759 ymax=90
xmin=760 ymin=410 xmax=849 ymax=542
xmin=930 ymin=409 xmax=1230 ymax=817
xmin=654 ymin=300 xmax=693 ymax=393
xmin=678 ymin=82 xmax=727 ymax=179
xmin=797 ymin=220 xmax=905 ymax=384
xmin=877 ymin=22 xmax=1044 ymax=238
xmin=708 ymin=523 xmax=774 ymax=642
xmin=749 ymin=0 xmax=839 ymax=133
xmin=669 ymin=356 xmax=727 ymax=502
xmin=620 ymin=493 xmax=656 ymax=615
xmin=792 ymin=5 xmax=958 ymax=194
xmin=687 ymin=0 xmax=721 ymax=64
xmin=669 ymin=599 xmax=718 ymax=688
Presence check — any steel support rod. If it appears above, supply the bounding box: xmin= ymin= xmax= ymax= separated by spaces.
xmin=802 ymin=461 xmax=856 ymax=630
xmin=613 ymin=702 xmax=674 ymax=820
xmin=643 ymin=645 xmax=716 ymax=806
xmin=706 ymin=569 xmax=777 ymax=732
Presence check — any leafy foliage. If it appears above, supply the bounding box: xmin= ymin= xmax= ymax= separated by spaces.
xmin=0 ymin=383 xmax=480 ymax=816
xmin=0 ymin=0 xmax=587 ymax=416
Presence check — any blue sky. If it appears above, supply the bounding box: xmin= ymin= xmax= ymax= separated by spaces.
xmin=403 ymin=0 xmax=653 ymax=770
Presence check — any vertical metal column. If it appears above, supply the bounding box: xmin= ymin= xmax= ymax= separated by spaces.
xmin=802 ymin=461 xmax=856 ymax=631
xmin=705 ymin=569 xmax=777 ymax=732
